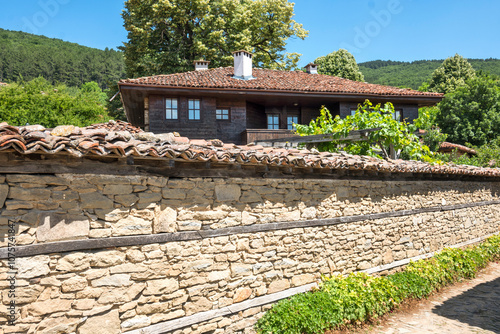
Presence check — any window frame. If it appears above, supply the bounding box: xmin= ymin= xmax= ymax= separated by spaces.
xmin=165 ymin=97 xmax=179 ymax=120
xmin=287 ymin=115 xmax=299 ymax=130
xmin=188 ymin=98 xmax=201 ymax=121
xmin=216 ymin=108 xmax=231 ymax=121
xmin=267 ymin=114 xmax=280 ymax=130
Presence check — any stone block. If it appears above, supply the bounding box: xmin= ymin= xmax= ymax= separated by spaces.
xmin=80 ymin=192 xmax=114 ymax=209
xmin=103 ymin=184 xmax=133 ymax=195
xmin=91 ymin=250 xmax=126 ymax=267
xmin=62 ymin=276 xmax=88 ymax=292
xmin=27 ymin=298 xmax=73 ymax=316
xmin=268 ymin=279 xmax=290 ymax=294
xmin=291 ymin=274 xmax=315 ymax=287
xmin=8 ymin=187 xmax=51 ymax=201
xmin=184 ymin=297 xmax=212 ymax=315
xmin=208 ymin=270 xmax=231 ymax=282
xmin=143 ymin=278 xmax=179 ymax=295
xmin=111 ymin=216 xmax=152 ymax=236
xmin=153 ymin=207 xmax=177 ymax=233
xmin=110 ymin=263 xmax=148 ymax=274
xmin=56 ymin=252 xmax=91 ymax=271
xmin=215 ymin=184 xmax=241 ymax=202
xmin=114 ymin=194 xmax=139 ymax=207
xmin=233 ymin=287 xmax=252 ymax=303
xmin=239 ymin=190 xmax=262 ymax=203
xmin=92 ymin=274 xmax=132 ymax=287
xmin=17 ymin=255 xmax=50 ymax=279
xmin=36 ymin=213 xmax=89 ymax=242
xmin=162 ymin=188 xmax=187 ymax=200
xmin=121 ymin=316 xmax=151 ymax=331
xmin=77 ymin=309 xmax=120 ymax=334
xmin=231 ymin=264 xmax=253 ymax=277
xmin=97 ymin=284 xmax=145 ymax=304
xmin=178 ymin=221 xmax=202 ymax=231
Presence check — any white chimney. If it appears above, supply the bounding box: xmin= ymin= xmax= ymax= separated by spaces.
xmin=232 ymin=50 xmax=253 ymax=80
xmin=194 ymin=60 xmax=210 ymax=71
xmin=305 ymin=63 xmax=318 ymax=74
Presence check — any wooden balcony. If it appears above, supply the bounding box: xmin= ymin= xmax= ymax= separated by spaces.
xmin=243 ymin=129 xmax=295 ymax=144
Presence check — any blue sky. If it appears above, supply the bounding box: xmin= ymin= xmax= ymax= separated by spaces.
xmin=1 ymin=0 xmax=499 ymax=67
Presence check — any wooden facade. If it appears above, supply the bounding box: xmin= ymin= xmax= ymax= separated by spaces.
xmin=121 ymin=86 xmax=435 ymax=144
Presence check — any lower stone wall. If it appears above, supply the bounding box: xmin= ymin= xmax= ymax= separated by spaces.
xmin=0 ymin=174 xmax=499 ymax=334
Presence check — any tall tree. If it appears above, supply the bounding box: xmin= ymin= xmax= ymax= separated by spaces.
xmin=427 ymin=54 xmax=476 ymax=94
xmin=436 ymin=74 xmax=500 ymax=146
xmin=314 ymin=49 xmax=364 ymax=81
xmin=121 ymin=0 xmax=308 ymax=77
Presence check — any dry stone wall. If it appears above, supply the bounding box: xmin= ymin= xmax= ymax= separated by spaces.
xmin=0 ymin=173 xmax=499 ymax=334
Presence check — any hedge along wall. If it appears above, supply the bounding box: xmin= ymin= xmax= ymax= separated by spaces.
xmin=0 ymin=171 xmax=499 ymax=334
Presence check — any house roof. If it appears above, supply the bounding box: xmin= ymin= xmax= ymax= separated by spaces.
xmin=0 ymin=82 xmax=7 ymax=86
xmin=0 ymin=120 xmax=498 ymax=179
xmin=439 ymin=142 xmax=477 ymax=155
xmin=119 ymin=67 xmax=443 ymax=99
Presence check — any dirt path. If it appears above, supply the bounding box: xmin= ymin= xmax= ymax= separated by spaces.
xmin=354 ymin=261 xmax=500 ymax=334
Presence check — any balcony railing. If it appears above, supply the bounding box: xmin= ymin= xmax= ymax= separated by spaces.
xmin=243 ymin=129 xmax=294 ymax=144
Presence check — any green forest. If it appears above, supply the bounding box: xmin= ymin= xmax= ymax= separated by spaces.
xmin=0 ymin=29 xmax=126 ymax=89
xmin=359 ymin=58 xmax=500 ymax=89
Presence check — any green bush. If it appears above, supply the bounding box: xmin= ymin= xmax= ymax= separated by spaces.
xmin=255 ymin=235 xmax=500 ymax=334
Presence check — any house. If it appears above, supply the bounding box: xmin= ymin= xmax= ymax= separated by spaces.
xmin=119 ymin=51 xmax=443 ymax=144
xmin=0 ymin=82 xmax=7 ymax=87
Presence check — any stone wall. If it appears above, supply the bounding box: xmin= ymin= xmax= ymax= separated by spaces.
xmin=0 ymin=173 xmax=499 ymax=334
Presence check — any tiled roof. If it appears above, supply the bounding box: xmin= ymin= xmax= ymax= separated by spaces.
xmin=439 ymin=142 xmax=477 ymax=155
xmin=0 ymin=82 xmax=7 ymax=86
xmin=119 ymin=67 xmax=443 ymax=98
xmin=0 ymin=121 xmax=498 ymax=178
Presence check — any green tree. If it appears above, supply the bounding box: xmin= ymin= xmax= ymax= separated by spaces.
xmin=436 ymin=74 xmax=500 ymax=146
xmin=295 ymin=100 xmax=434 ymax=162
xmin=414 ymin=106 xmax=448 ymax=152
xmin=314 ymin=49 xmax=364 ymax=81
xmin=427 ymin=54 xmax=476 ymax=94
xmin=121 ymin=0 xmax=308 ymax=77
xmin=0 ymin=77 xmax=111 ymax=127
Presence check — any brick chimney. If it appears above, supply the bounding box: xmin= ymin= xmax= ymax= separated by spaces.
xmin=305 ymin=63 xmax=318 ymax=74
xmin=194 ymin=60 xmax=210 ymax=71
xmin=232 ymin=50 xmax=253 ymax=80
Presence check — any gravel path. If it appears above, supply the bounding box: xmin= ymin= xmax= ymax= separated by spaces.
xmin=361 ymin=261 xmax=500 ymax=334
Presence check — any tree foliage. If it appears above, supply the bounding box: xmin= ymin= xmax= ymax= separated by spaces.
xmin=413 ymin=106 xmax=447 ymax=152
xmin=314 ymin=49 xmax=364 ymax=81
xmin=0 ymin=77 xmax=111 ymax=127
xmin=436 ymin=74 xmax=500 ymax=146
xmin=0 ymin=29 xmax=125 ymax=89
xmin=295 ymin=100 xmax=434 ymax=162
xmin=121 ymin=0 xmax=308 ymax=77
xmin=426 ymin=54 xmax=476 ymax=94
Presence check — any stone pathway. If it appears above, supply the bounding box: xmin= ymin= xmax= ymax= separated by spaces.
xmin=359 ymin=261 xmax=500 ymax=334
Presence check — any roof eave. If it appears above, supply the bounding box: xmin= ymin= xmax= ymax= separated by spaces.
xmin=118 ymin=83 xmax=444 ymax=101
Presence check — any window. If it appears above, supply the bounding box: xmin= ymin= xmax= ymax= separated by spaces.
xmin=188 ymin=99 xmax=200 ymax=120
xmin=392 ymin=110 xmax=401 ymax=121
xmin=350 ymin=109 xmax=357 ymax=116
xmin=216 ymin=108 xmax=230 ymax=120
xmin=267 ymin=114 xmax=279 ymax=130
xmin=287 ymin=115 xmax=298 ymax=130
xmin=165 ymin=98 xmax=178 ymax=120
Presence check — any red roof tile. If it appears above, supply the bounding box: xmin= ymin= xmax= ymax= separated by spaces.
xmin=0 ymin=121 xmax=498 ymax=178
xmin=439 ymin=142 xmax=477 ymax=155
xmin=119 ymin=67 xmax=443 ymax=98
